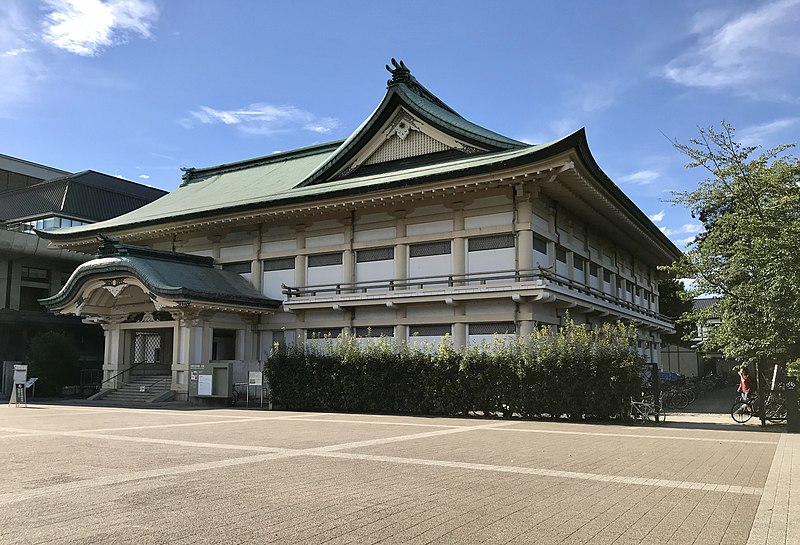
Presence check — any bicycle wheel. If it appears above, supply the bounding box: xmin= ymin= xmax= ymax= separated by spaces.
xmin=731 ymin=401 xmax=753 ymax=423
xmin=656 ymin=405 xmax=666 ymax=423
xmin=765 ymin=398 xmax=786 ymax=422
xmin=671 ymin=391 xmax=689 ymax=410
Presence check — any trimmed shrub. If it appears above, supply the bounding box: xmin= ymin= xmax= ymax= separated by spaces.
xmin=265 ymin=318 xmax=645 ymax=420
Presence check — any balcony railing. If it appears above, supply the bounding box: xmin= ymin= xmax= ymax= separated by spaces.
xmin=282 ymin=268 xmax=672 ymax=324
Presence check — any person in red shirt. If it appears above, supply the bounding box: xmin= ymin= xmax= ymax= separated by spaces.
xmin=738 ymin=366 xmax=752 ymax=401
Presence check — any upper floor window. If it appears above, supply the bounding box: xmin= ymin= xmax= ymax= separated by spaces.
xmin=468 ymin=234 xmax=514 ymax=252
xmin=533 ymin=235 xmax=548 ymax=254
xmin=573 ymin=254 xmax=585 ymax=271
xmin=469 ymin=322 xmax=516 ymax=335
xmin=21 ymin=266 xmax=49 ymax=282
xmin=589 ymin=263 xmax=599 ymax=277
xmin=221 ymin=262 xmax=250 ymax=274
xmin=410 ymin=241 xmax=451 ymax=257
xmin=354 ymin=326 xmax=394 ymax=338
xmin=556 ymin=246 xmax=567 ymax=263
xmin=356 ymin=247 xmax=394 ymax=262
xmin=308 ymin=253 xmax=343 ymax=267
xmin=603 ymin=269 xmax=611 ymax=283
xmin=263 ymin=257 xmax=295 ymax=271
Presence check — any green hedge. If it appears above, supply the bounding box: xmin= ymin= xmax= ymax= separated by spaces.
xmin=266 ymin=319 xmax=645 ymax=420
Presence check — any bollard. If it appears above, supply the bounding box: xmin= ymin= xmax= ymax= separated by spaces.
xmin=786 ymin=378 xmax=799 ymax=433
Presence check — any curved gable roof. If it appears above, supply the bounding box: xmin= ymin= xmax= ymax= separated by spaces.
xmin=297 ymin=59 xmax=526 ymax=187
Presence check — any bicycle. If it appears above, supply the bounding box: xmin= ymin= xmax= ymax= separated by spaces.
xmin=662 ymin=388 xmax=689 ymax=410
xmin=628 ymin=393 xmax=666 ymax=424
xmin=731 ymin=391 xmax=786 ymax=424
xmin=731 ymin=395 xmax=754 ymax=423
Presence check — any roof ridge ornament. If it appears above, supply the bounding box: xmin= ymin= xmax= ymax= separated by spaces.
xmin=97 ymin=233 xmax=124 ymax=256
xmin=386 ymin=58 xmax=411 ymax=86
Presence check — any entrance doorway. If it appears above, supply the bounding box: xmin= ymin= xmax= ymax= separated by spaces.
xmin=131 ymin=329 xmax=172 ymax=376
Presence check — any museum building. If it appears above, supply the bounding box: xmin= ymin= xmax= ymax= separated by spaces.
xmin=40 ymin=60 xmax=680 ymax=402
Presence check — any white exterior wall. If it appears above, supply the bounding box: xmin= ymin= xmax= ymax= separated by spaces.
xmin=263 ymin=269 xmax=294 ymax=300
xmin=409 ymin=253 xmax=450 ymax=279
xmin=355 ymin=259 xmax=394 ymax=286
xmin=307 ymin=264 xmax=342 ymax=286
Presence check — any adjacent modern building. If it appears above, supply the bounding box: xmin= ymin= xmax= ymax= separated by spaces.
xmin=0 ymin=159 xmax=166 ymax=396
xmin=40 ymin=60 xmax=681 ymax=402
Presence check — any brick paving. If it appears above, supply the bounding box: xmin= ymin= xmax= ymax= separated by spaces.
xmin=0 ymin=404 xmax=792 ymax=544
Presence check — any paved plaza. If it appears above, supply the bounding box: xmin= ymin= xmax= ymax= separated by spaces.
xmin=0 ymin=403 xmax=796 ymax=544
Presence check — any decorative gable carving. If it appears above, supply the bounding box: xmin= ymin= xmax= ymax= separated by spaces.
xmin=363 ymin=128 xmax=450 ymax=166
xmin=336 ymin=108 xmax=487 ymax=178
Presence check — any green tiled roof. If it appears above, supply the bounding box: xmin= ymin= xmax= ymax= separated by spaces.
xmin=41 ymin=137 xmax=565 ymax=239
xmin=41 ymin=240 xmax=280 ymax=310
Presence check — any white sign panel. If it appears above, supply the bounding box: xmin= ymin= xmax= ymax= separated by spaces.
xmin=197 ymin=374 xmax=212 ymax=396
xmin=13 ymin=364 xmax=27 ymax=385
xmin=248 ymin=371 xmax=263 ymax=386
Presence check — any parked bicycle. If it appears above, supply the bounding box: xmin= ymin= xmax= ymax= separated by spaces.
xmin=661 ymin=388 xmax=690 ymax=410
xmin=731 ymin=391 xmax=786 ymax=424
xmin=627 ymin=393 xmax=666 ymax=424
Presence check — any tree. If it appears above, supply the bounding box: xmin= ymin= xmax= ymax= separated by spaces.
xmin=667 ymin=122 xmax=800 ymax=366
xmin=27 ymin=331 xmax=80 ymax=397
xmin=657 ymin=277 xmax=694 ymax=347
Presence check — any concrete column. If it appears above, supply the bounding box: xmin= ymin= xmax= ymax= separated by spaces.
xmin=343 ymin=217 xmax=354 ymax=289
xmin=0 ymin=259 xmax=8 ymax=308
xmin=295 ymin=227 xmax=307 ymax=289
xmin=519 ymin=320 xmax=535 ymax=337
xmin=251 ymin=259 xmax=263 ymax=292
xmin=453 ymin=322 xmax=467 ymax=349
xmin=394 ymin=244 xmax=408 ymax=286
xmin=516 ymin=186 xmax=534 ymax=274
xmin=453 ymin=238 xmax=465 ymax=282
xmin=342 ymin=249 xmax=354 ymax=287
xmin=395 ymin=324 xmax=408 ymax=343
xmin=235 ymin=329 xmax=246 ymax=360
xmin=8 ymin=261 xmax=20 ymax=310
xmin=102 ymin=321 xmax=127 ymax=388
xmin=394 ymin=210 xmax=408 ymax=286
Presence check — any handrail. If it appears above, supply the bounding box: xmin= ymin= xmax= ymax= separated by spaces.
xmin=96 ymin=361 xmax=147 ymax=390
xmin=282 ymin=267 xmax=673 ymax=323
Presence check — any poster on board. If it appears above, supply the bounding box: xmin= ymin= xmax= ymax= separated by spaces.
xmin=197 ymin=374 xmax=212 ymax=396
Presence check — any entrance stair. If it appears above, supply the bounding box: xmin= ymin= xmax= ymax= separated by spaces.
xmin=99 ymin=374 xmax=173 ymax=404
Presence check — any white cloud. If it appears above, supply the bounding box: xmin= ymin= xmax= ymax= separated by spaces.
xmin=662 ymin=223 xmax=703 ymax=236
xmin=663 ymin=0 xmax=800 ymax=100
xmin=648 ymin=210 xmax=665 ymax=222
xmin=0 ymin=2 xmax=43 ymax=117
xmin=42 ymin=0 xmax=158 ymax=56
xmin=738 ymin=118 xmax=800 ymax=146
xmin=618 ymin=170 xmax=660 ymax=185
xmin=182 ymin=103 xmax=339 ymax=136
xmin=675 ymin=235 xmax=697 ymax=247
xmin=1 ymin=47 xmax=31 ymax=57
xmin=679 ymin=278 xmax=697 ymax=291
xmin=138 ymin=174 xmax=149 ymax=179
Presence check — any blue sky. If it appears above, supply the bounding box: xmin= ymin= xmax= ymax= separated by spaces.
xmin=1 ymin=1 xmax=799 ymax=249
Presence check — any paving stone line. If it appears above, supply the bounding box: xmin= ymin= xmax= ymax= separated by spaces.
xmin=487 ymin=427 xmax=778 ymax=445
xmin=313 ymin=451 xmax=764 ymax=496
xmin=746 ymin=433 xmax=799 ymax=545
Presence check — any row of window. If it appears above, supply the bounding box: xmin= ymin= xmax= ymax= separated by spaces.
xmin=223 ymin=232 xmax=656 ymax=302
xmin=307 ymin=322 xmax=517 ymax=339
xmin=16 ymin=216 xmax=88 ymax=233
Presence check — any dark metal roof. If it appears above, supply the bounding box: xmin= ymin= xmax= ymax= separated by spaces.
xmin=41 ymin=237 xmax=280 ymax=311
xmin=0 ymin=170 xmax=166 ymax=223
xmin=693 ymin=297 xmax=720 ymax=311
